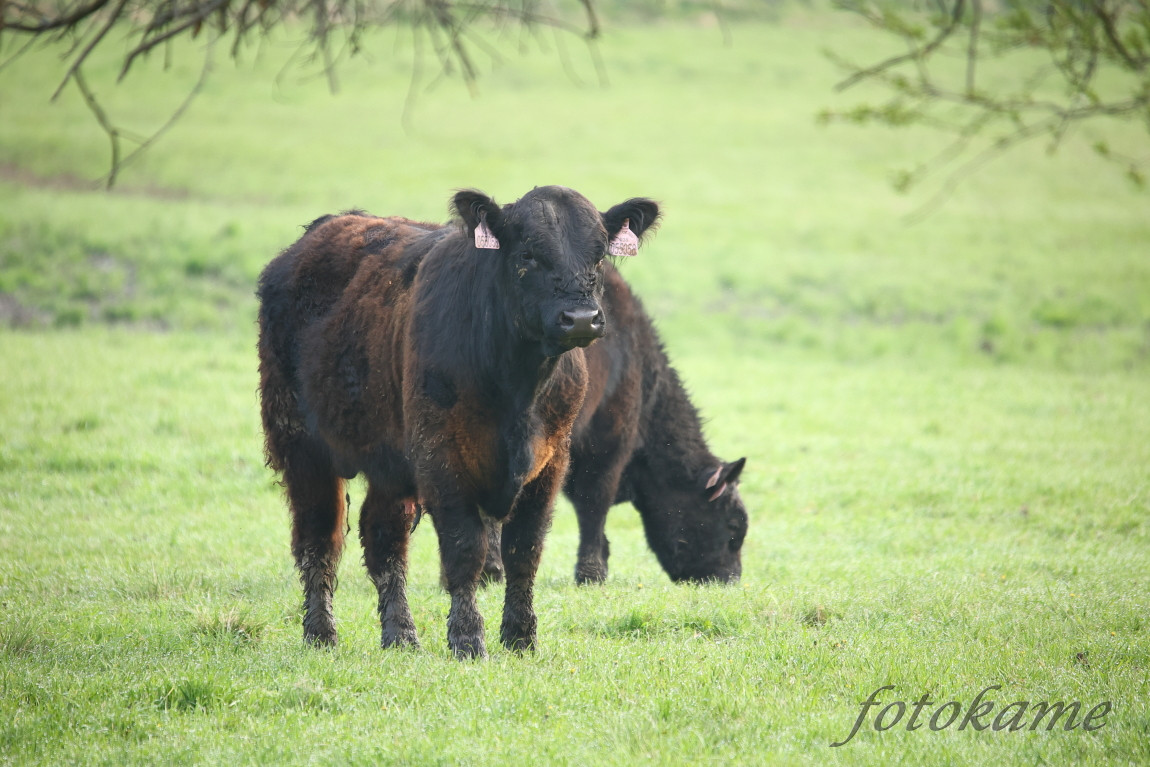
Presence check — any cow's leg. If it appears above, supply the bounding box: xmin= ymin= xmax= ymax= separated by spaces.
xmin=481 ymin=517 xmax=505 ymax=585
xmin=359 ymin=482 xmax=419 ymax=649
xmin=500 ymin=458 xmax=563 ymax=652
xmin=438 ymin=516 xmax=503 ymax=591
xmin=430 ymin=498 xmax=488 ymax=659
xmin=283 ymin=438 xmax=346 ymax=647
xmin=571 ymin=492 xmax=612 ymax=585
xmin=566 ymin=454 xmax=627 ymax=585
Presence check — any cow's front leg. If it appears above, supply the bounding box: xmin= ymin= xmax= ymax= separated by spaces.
xmin=429 ymin=496 xmax=488 ymax=659
xmin=500 ymin=457 xmax=563 ymax=652
xmin=566 ymin=454 xmax=628 ymax=585
xmin=359 ymin=482 xmax=419 ymax=649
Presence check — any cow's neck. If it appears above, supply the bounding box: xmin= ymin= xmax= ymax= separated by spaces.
xmin=478 ymin=340 xmax=564 ymax=520
xmin=416 ymin=239 xmax=560 ymax=409
xmin=636 ymin=364 xmax=715 ymax=483
xmin=494 ymin=339 xmax=559 ymax=400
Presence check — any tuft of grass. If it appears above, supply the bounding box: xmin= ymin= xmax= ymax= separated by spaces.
xmin=155 ymin=677 xmax=228 ymax=712
xmin=604 ymin=610 xmax=654 ymax=637
xmin=0 ymin=623 xmax=48 ymax=658
xmin=191 ymin=604 xmax=267 ymax=644
xmin=799 ymin=604 xmax=831 ymax=628
xmin=275 ymin=682 xmax=335 ymax=712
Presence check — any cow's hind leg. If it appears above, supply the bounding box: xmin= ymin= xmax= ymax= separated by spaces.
xmin=360 ymin=481 xmax=419 ymax=649
xmin=283 ymin=438 xmax=347 ymax=646
xmin=481 ymin=517 xmax=505 ymax=585
xmin=430 ymin=497 xmax=488 ymax=659
xmin=500 ymin=459 xmax=563 ymax=652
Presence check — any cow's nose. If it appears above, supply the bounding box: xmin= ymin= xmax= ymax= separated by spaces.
xmin=558 ymin=307 xmax=605 ymax=342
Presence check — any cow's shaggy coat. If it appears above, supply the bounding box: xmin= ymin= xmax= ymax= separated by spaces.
xmin=567 ymin=265 xmax=747 ymax=583
xmin=257 ymin=186 xmax=658 ymax=657
xmin=480 ymin=266 xmax=748 ymax=585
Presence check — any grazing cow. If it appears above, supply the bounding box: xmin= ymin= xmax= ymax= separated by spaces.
xmin=257 ymin=186 xmax=659 ymax=658
xmin=479 ymin=265 xmax=748 ymax=585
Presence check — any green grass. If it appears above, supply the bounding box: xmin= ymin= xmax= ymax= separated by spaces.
xmin=1 ymin=11 xmax=1149 ymax=766
xmin=1 ymin=333 xmax=1146 ymax=764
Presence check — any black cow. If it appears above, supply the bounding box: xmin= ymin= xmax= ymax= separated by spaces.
xmin=478 ymin=264 xmax=748 ymax=585
xmin=257 ymin=186 xmax=659 ymax=658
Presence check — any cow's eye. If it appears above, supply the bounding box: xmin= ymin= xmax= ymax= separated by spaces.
xmin=520 ymin=251 xmax=536 ymax=264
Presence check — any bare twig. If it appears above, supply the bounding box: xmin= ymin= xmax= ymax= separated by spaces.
xmin=834 ymin=0 xmax=967 ymax=92
xmin=73 ymin=66 xmax=122 ymax=190
xmin=4 ymin=0 xmax=110 ymax=33
xmin=1093 ymin=1 xmax=1147 ymax=71
xmin=109 ymin=40 xmax=216 ymax=182
xmin=965 ymin=0 xmax=980 ymax=95
xmin=401 ymin=21 xmax=425 ymax=134
xmin=0 ymin=28 xmax=41 ymax=74
xmin=50 ymin=0 xmax=130 ymax=100
xmin=905 ymin=117 xmax=1062 ymax=223
xmin=118 ymin=0 xmax=229 ymax=80
xmin=4 ymin=0 xmax=606 ymax=186
xmin=576 ymin=0 xmax=599 ymax=38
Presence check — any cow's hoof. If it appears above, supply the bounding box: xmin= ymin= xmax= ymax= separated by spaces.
xmin=501 ymin=634 xmax=536 ymax=654
xmin=304 ymin=628 xmax=338 ymax=648
xmin=500 ymin=610 xmax=536 ymax=653
xmin=381 ymin=626 xmax=419 ymax=649
xmin=574 ymin=562 xmax=607 ymax=585
xmin=450 ymin=637 xmax=488 ymax=660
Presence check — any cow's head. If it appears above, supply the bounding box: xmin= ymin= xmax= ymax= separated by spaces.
xmin=642 ymin=457 xmax=748 ymax=583
xmin=453 ymin=186 xmax=659 ymax=357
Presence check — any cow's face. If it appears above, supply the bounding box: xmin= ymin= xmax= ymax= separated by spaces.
xmin=648 ymin=458 xmax=748 ymax=584
xmin=454 ymin=186 xmax=659 ymax=357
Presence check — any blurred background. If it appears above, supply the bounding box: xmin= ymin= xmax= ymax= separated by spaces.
xmin=2 ymin=0 xmax=1146 ymax=370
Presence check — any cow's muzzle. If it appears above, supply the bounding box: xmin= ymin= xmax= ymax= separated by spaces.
xmin=557 ymin=307 xmax=605 ymax=348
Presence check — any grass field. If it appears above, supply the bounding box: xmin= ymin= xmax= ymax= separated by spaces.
xmin=1 ymin=9 xmax=1148 ymax=766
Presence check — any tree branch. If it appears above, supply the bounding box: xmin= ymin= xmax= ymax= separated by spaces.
xmin=965 ymin=0 xmax=980 ymax=95
xmin=3 ymin=0 xmax=606 ymax=186
xmin=118 ymin=0 xmax=230 ymax=80
xmin=827 ymin=0 xmax=1150 ymax=202
xmin=73 ymin=66 xmax=122 ymax=190
xmin=50 ymin=0 xmax=130 ymax=100
xmin=3 ymin=0 xmax=110 ymax=33
xmin=1093 ymin=0 xmax=1146 ymax=71
xmin=834 ymin=0 xmax=967 ymax=92
xmin=107 ymin=39 xmax=216 ymax=183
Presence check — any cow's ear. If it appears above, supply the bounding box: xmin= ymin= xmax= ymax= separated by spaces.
xmin=602 ymin=198 xmax=661 ymax=253
xmin=452 ymin=189 xmax=504 ymax=247
xmin=703 ymin=457 xmax=746 ymax=501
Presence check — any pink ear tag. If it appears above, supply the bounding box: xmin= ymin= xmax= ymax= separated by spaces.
xmin=608 ymin=219 xmax=639 ymax=257
xmin=475 ymin=220 xmax=500 ymax=249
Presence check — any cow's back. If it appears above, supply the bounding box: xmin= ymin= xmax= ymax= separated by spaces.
xmin=258 ymin=215 xmax=438 ymax=361
xmin=257 ymin=213 xmax=445 ymax=474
